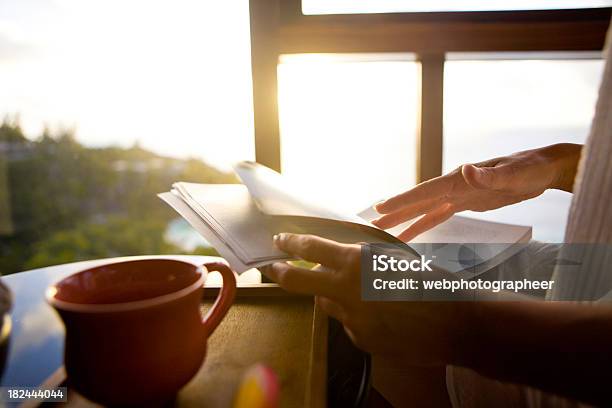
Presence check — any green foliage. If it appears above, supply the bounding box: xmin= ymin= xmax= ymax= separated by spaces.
xmin=24 ymin=216 xmax=177 ymax=270
xmin=188 ymin=246 xmax=220 ymax=257
xmin=0 ymin=119 xmax=233 ymax=274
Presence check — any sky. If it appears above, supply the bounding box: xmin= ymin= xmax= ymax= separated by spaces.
xmin=0 ymin=0 xmax=255 ymax=169
xmin=0 ymin=0 xmax=607 ymax=240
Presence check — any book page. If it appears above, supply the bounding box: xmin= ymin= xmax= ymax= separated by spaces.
xmin=170 ymin=184 xmax=289 ymax=264
xmin=234 ymin=161 xmax=367 ymax=225
xmin=159 ymin=192 xmax=252 ymax=273
xmin=358 ymin=206 xmax=531 ymax=244
xmin=269 ymin=215 xmax=413 ymax=249
xmin=164 ymin=182 xmax=411 ymax=272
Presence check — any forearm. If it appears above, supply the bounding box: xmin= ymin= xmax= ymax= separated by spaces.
xmin=456 ymin=301 xmax=612 ymax=406
xmin=541 ymin=143 xmax=582 ymax=193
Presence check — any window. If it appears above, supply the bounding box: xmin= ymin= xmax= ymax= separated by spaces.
xmin=0 ymin=1 xmax=254 ymax=274
xmin=277 ymin=54 xmax=420 ymax=213
xmin=1 ymin=1 xmax=606 ymax=274
xmin=444 ymin=56 xmax=604 ymax=241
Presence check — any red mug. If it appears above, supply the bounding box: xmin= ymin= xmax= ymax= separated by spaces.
xmin=46 ymin=259 xmax=236 ymax=406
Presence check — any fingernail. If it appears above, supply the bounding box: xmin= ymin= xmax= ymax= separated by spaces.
xmin=273 ymin=233 xmax=284 ymax=247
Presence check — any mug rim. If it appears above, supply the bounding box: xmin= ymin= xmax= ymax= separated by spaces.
xmin=46 ymin=259 xmax=207 ymax=313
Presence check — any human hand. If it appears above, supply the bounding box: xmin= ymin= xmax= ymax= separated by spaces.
xmin=262 ymin=233 xmax=472 ymax=366
xmin=373 ymin=143 xmax=582 ymax=241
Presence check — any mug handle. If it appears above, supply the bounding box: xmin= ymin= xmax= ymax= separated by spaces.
xmin=201 ymin=262 xmax=237 ymax=336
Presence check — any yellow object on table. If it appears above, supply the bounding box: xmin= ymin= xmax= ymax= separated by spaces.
xmin=233 ymin=364 xmax=279 ymax=408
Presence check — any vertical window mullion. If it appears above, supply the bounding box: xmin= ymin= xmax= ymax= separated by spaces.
xmin=250 ymin=0 xmax=282 ymax=172
xmin=417 ymin=53 xmax=445 ymax=182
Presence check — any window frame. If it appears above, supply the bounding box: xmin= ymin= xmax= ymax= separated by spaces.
xmin=249 ymin=1 xmax=610 ymax=181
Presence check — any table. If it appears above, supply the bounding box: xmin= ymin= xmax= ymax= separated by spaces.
xmin=1 ymin=256 xmax=327 ymax=407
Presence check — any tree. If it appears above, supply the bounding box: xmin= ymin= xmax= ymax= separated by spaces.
xmin=0 ymin=119 xmax=231 ymax=274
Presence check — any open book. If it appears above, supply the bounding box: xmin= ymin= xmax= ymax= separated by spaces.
xmin=159 ymin=161 xmax=531 ymax=275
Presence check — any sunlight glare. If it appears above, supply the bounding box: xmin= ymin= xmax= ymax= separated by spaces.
xmin=277 ymin=55 xmax=419 ymax=213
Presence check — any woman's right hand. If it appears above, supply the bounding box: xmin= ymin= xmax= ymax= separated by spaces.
xmin=373 ymin=143 xmax=582 ymax=242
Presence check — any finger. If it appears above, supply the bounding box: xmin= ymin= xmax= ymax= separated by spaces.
xmin=316 ymin=296 xmax=346 ymax=322
xmin=397 ymin=203 xmax=456 ymax=242
xmin=262 ymin=262 xmax=336 ymax=297
xmin=462 ymin=163 xmax=513 ymax=190
xmin=372 ymin=197 xmax=442 ymax=229
xmin=374 ymin=176 xmax=453 ymax=214
xmin=273 ymin=233 xmax=350 ymax=269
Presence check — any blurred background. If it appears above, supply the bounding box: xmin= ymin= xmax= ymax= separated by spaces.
xmin=0 ymin=0 xmax=608 ymax=274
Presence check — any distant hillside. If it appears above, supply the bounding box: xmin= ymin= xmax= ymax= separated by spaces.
xmin=0 ymin=119 xmax=235 ymax=274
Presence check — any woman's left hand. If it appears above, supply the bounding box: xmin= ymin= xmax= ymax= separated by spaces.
xmin=262 ymin=233 xmax=472 ymax=366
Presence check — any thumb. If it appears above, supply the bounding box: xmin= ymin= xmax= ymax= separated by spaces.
xmin=461 ymin=164 xmax=507 ymax=190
